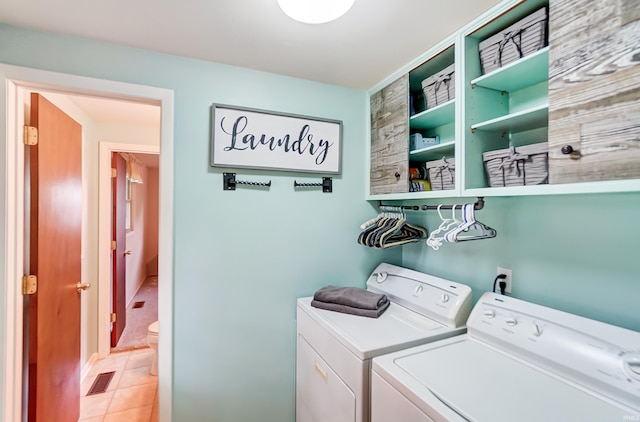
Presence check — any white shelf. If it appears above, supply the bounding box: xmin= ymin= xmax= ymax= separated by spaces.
xmin=471 ymin=48 xmax=549 ymax=93
xmin=409 ymin=141 xmax=455 ymax=161
xmin=410 ymin=101 xmax=455 ymax=130
xmin=471 ymin=104 xmax=548 ymax=134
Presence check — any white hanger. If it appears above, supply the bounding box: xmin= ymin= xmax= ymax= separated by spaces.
xmin=427 ymin=204 xmax=461 ymax=250
xmin=445 ymin=203 xmax=496 ymax=242
xmin=444 ymin=203 xmax=475 ymax=243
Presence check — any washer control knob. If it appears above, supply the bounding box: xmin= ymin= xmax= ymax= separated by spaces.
xmin=484 ymin=309 xmax=496 ymax=319
xmin=532 ymin=323 xmax=543 ymax=337
xmin=376 ymin=272 xmax=388 ymax=283
xmin=440 ymin=294 xmax=450 ymax=304
xmin=505 ymin=317 xmax=518 ymax=327
xmin=623 ymin=353 xmax=640 ymax=381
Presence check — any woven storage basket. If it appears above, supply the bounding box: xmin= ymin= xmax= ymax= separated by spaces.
xmin=426 ymin=157 xmax=455 ymax=190
xmin=478 ymin=7 xmax=548 ymax=74
xmin=483 ymin=142 xmax=548 ymax=187
xmin=421 ymin=64 xmax=455 ymax=109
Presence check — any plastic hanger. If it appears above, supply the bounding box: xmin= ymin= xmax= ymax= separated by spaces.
xmin=427 ymin=204 xmax=461 ymax=250
xmin=382 ymin=218 xmax=428 ymax=248
xmin=357 ymin=206 xmax=429 ymax=249
xmin=445 ymin=203 xmax=496 ymax=242
xmin=444 ymin=204 xmax=475 ymax=242
xmin=377 ymin=207 xmax=428 ymax=249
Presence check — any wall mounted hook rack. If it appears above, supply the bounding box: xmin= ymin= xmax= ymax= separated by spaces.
xmin=223 ymin=173 xmax=272 ymax=191
xmin=293 ymin=177 xmax=332 ymax=193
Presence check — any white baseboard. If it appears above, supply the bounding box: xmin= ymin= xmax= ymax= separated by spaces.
xmin=81 ymin=352 xmax=99 ymax=382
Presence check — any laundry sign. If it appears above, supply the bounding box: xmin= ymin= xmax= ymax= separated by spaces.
xmin=210 ymin=104 xmax=342 ymax=174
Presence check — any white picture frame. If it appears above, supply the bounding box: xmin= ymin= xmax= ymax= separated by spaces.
xmin=210 ymin=104 xmax=342 ymax=174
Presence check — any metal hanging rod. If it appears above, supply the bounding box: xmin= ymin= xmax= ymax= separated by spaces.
xmin=293 ymin=177 xmax=332 ymax=193
xmin=377 ymin=197 xmax=485 ymax=211
xmin=223 ymin=173 xmax=272 ymax=191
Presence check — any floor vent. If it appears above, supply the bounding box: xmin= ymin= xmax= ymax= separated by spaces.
xmin=87 ymin=371 xmax=115 ymax=396
xmin=133 ymin=301 xmax=145 ymax=309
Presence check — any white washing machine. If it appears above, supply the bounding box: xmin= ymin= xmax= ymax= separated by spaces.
xmin=371 ymin=292 xmax=640 ymax=422
xmin=296 ymin=262 xmax=473 ymax=422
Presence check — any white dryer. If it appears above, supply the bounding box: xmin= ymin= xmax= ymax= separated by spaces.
xmin=296 ymin=262 xmax=473 ymax=422
xmin=371 ymin=292 xmax=640 ymax=422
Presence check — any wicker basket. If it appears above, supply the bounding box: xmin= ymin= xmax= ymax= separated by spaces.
xmin=483 ymin=142 xmax=548 ymax=187
xmin=421 ymin=64 xmax=455 ymax=109
xmin=478 ymin=7 xmax=548 ymax=74
xmin=426 ymin=157 xmax=455 ymax=190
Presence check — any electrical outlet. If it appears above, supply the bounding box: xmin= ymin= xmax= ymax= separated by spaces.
xmin=497 ymin=267 xmax=512 ymax=293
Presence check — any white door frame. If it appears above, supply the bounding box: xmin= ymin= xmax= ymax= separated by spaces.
xmin=0 ymin=63 xmax=174 ymax=422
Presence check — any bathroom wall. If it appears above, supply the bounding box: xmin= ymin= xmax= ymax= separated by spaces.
xmin=0 ymin=23 xmax=398 ymax=421
xmin=144 ymin=168 xmax=160 ymax=276
xmin=126 ymin=164 xmax=151 ymax=303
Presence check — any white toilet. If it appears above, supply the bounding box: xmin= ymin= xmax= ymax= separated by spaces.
xmin=147 ymin=321 xmax=159 ymax=375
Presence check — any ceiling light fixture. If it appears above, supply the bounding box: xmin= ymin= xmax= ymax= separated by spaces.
xmin=277 ymin=0 xmax=355 ymax=24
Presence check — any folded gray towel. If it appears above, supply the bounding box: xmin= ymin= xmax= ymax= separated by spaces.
xmin=312 ymin=286 xmax=389 ymax=310
xmin=310 ymin=299 xmax=390 ymax=318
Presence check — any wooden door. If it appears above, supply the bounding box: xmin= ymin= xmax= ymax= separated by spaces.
xmin=370 ymin=74 xmax=409 ymax=195
xmin=548 ymin=0 xmax=640 ymax=184
xmin=111 ymin=153 xmax=127 ymax=346
xmin=27 ymin=93 xmax=82 ymax=422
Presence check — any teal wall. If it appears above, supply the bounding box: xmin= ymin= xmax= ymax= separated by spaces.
xmin=0 ymin=23 xmax=399 ymax=421
xmin=402 ymin=193 xmax=640 ymax=332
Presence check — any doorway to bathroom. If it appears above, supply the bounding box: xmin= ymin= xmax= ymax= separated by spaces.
xmin=110 ymin=151 xmax=160 ymax=353
xmin=0 ymin=64 xmax=174 ymax=421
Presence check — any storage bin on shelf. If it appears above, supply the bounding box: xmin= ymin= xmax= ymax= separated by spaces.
xmin=478 ymin=6 xmax=548 ymax=74
xmin=426 ymin=157 xmax=455 ymax=190
xmin=421 ymin=64 xmax=455 ymax=109
xmin=410 ymin=134 xmax=440 ymax=151
xmin=483 ymin=142 xmax=548 ymax=187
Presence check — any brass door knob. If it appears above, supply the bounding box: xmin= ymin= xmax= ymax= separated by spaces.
xmin=76 ymin=282 xmax=91 ymax=292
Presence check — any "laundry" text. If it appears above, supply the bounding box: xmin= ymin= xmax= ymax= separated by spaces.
xmin=220 ymin=116 xmax=334 ymax=165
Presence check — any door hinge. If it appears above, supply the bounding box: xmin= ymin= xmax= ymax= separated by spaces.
xmin=111 ymin=240 xmax=117 ymax=250
xmin=110 ymin=313 xmax=117 ymax=323
xmin=22 ymin=275 xmax=37 ymax=295
xmin=111 ymin=168 xmax=117 ymax=178
xmin=23 ymin=126 xmax=38 ymax=145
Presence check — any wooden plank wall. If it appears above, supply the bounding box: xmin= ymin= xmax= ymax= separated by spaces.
xmin=370 ymin=74 xmax=409 ymax=195
xmin=548 ymin=0 xmax=640 ymax=184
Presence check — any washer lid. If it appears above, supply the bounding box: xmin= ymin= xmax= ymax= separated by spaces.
xmin=298 ymin=297 xmax=463 ymax=360
xmin=391 ymin=338 xmax=634 ymax=421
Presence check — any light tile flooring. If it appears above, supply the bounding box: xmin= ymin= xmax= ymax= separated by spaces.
xmin=79 ymin=348 xmax=158 ymax=422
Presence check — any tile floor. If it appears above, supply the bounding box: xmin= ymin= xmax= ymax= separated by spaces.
xmin=79 ymin=348 xmax=158 ymax=422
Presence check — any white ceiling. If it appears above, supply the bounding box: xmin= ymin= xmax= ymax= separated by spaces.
xmin=0 ymin=0 xmax=502 ymax=90
xmin=3 ymin=0 xmax=502 ymax=171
